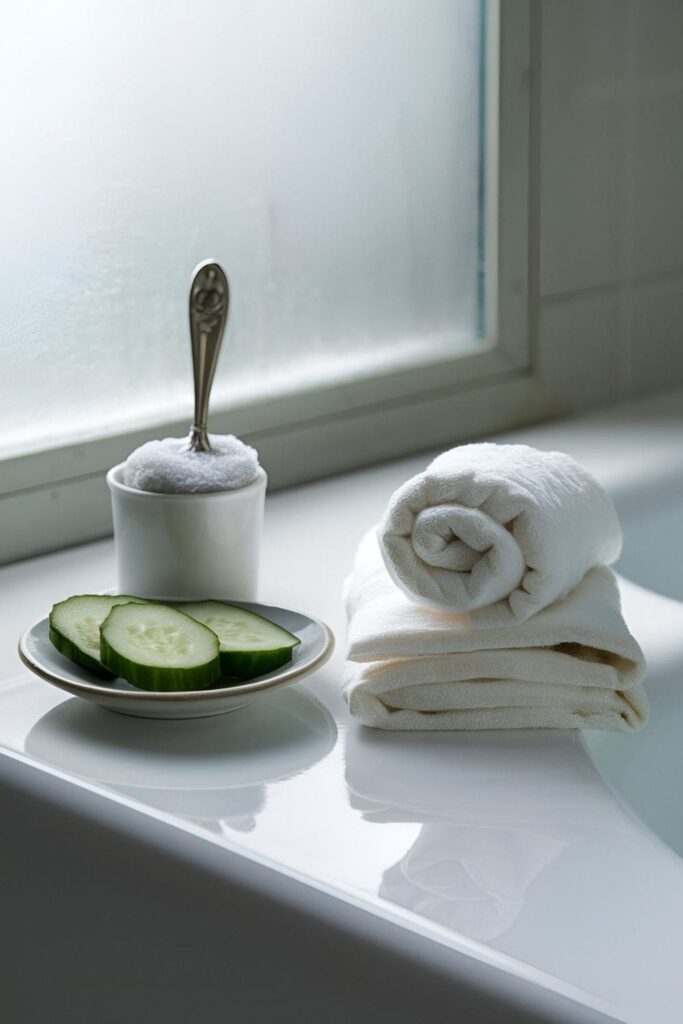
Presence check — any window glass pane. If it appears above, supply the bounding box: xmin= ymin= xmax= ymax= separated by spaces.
xmin=0 ymin=0 xmax=483 ymax=456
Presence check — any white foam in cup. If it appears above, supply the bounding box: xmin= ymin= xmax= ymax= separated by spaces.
xmin=123 ymin=434 xmax=261 ymax=494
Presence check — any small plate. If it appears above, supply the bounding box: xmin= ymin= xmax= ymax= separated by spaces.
xmin=18 ymin=602 xmax=335 ymax=720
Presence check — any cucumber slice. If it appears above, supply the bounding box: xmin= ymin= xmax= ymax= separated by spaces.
xmin=49 ymin=594 xmax=148 ymax=677
xmin=100 ymin=602 xmax=221 ymax=692
xmin=177 ymin=601 xmax=301 ymax=680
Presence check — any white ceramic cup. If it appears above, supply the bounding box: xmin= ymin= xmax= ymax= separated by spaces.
xmin=106 ymin=463 xmax=267 ymax=601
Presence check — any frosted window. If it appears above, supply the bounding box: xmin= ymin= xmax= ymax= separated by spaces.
xmin=0 ymin=0 xmax=484 ymax=457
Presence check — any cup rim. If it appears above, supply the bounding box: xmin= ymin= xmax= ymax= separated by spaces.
xmin=106 ymin=462 xmax=267 ymax=500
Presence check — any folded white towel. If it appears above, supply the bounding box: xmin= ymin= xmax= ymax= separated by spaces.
xmin=344 ymin=530 xmax=647 ymax=731
xmin=379 ymin=443 xmax=622 ymax=620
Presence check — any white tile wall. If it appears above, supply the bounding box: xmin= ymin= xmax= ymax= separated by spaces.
xmin=538 ymin=0 xmax=683 ymax=398
xmin=538 ymin=290 xmax=622 ymax=410
xmin=630 ymin=278 xmax=683 ymax=396
xmin=632 ymin=94 xmax=683 ymax=280
xmin=539 ymin=0 xmax=626 ymax=297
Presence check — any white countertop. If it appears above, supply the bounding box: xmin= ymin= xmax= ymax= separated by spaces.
xmin=2 ymin=388 xmax=683 ymax=1024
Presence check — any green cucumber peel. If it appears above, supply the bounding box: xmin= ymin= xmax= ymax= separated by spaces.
xmin=99 ymin=602 xmax=221 ymax=692
xmin=177 ymin=600 xmax=300 ymax=681
xmin=49 ymin=594 xmax=149 ymax=677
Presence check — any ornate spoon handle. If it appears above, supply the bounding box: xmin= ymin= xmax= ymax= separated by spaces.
xmin=188 ymin=260 xmax=229 ymax=453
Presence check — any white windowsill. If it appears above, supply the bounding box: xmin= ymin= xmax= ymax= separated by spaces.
xmin=2 ymin=386 xmax=683 ymax=1023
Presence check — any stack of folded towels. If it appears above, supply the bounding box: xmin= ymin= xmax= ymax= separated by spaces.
xmin=343 ymin=443 xmax=648 ymax=731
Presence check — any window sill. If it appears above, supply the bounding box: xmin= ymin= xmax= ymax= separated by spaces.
xmin=2 ymin=386 xmax=683 ymax=1021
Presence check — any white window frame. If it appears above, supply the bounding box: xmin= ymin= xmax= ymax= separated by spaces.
xmin=1 ymin=0 xmax=545 ymax=564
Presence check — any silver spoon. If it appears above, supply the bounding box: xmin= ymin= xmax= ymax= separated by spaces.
xmin=187 ymin=260 xmax=230 ymax=453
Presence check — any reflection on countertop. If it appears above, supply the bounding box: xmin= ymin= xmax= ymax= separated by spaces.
xmin=344 ymin=727 xmax=632 ymax=942
xmin=1 ymin=664 xmax=683 ymax=1024
xmin=9 ymin=681 xmax=337 ymax=832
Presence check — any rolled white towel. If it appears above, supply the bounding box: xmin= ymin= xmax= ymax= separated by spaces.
xmin=379 ymin=443 xmax=622 ymax=620
xmin=344 ymin=530 xmax=647 ymax=732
